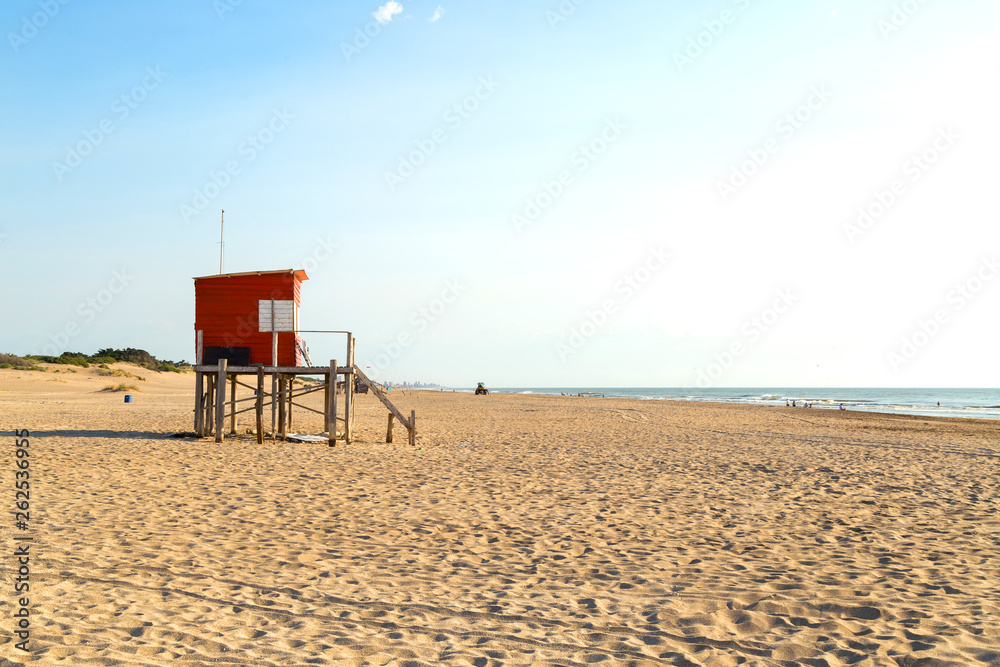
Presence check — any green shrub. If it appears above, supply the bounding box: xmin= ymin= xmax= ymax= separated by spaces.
xmin=24 ymin=354 xmax=88 ymax=367
xmin=98 ymin=368 xmax=146 ymax=381
xmin=1 ymin=353 xmax=34 ymax=367
xmin=102 ymin=383 xmax=140 ymax=392
xmin=89 ymin=356 xmax=117 ymax=365
xmin=94 ymin=348 xmax=158 ymax=365
xmin=0 ymin=353 xmax=44 ymax=371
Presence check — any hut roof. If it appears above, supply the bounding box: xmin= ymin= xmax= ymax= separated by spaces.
xmin=193 ymin=269 xmax=308 ymax=282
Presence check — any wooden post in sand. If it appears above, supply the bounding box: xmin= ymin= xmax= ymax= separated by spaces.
xmin=324 ymin=380 xmax=331 ymax=434
xmin=206 ymin=374 xmax=215 ymax=436
xmin=229 ymin=375 xmax=237 ymax=434
xmin=194 ymin=372 xmax=205 ymax=436
xmin=287 ymin=377 xmax=294 ymax=433
xmin=409 ymin=410 xmax=416 ymax=447
xmin=215 ymin=358 xmax=227 ymax=443
xmin=270 ymin=300 xmax=278 ymax=441
xmin=278 ymin=375 xmax=287 ymax=440
xmin=328 ymin=360 xmax=337 ymax=447
xmin=255 ymin=367 xmax=264 ymax=445
xmin=386 ymin=413 xmax=394 ymax=443
xmin=271 ymin=373 xmax=277 ymax=441
xmin=344 ymin=334 xmax=354 ymax=444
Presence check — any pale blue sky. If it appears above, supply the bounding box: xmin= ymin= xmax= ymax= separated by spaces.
xmin=2 ymin=0 xmax=998 ymax=387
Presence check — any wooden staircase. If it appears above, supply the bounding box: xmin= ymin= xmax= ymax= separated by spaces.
xmin=353 ymin=365 xmax=416 ymax=446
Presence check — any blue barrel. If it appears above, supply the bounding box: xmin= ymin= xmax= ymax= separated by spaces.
xmin=124 ymin=395 xmax=133 ymax=403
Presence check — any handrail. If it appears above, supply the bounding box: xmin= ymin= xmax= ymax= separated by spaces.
xmin=353 ymin=365 xmax=413 ymax=434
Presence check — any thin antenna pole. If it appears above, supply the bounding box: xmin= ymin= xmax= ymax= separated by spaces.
xmin=219 ymin=209 xmax=225 ymax=274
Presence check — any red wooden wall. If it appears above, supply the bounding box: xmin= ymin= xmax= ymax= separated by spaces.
xmin=194 ymin=270 xmax=307 ymax=366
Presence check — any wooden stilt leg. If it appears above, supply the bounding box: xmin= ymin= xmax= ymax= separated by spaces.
xmin=271 ymin=372 xmax=277 ymax=441
xmin=386 ymin=412 xmax=394 ymax=444
xmin=206 ymin=375 xmax=215 ymax=436
xmin=324 ymin=381 xmax=331 ymax=434
xmin=278 ymin=376 xmax=287 ymax=440
xmin=328 ymin=360 xmax=337 ymax=447
xmin=345 ymin=334 xmax=354 ymax=444
xmin=195 ymin=372 xmax=204 ymax=436
xmin=230 ymin=374 xmax=237 ymax=434
xmin=287 ymin=377 xmax=294 ymax=434
xmin=256 ymin=367 xmax=264 ymax=445
xmin=215 ymin=359 xmax=227 ymax=444
xmin=409 ymin=410 xmax=416 ymax=447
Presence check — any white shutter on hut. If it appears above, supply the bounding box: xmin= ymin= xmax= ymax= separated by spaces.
xmin=258 ymin=300 xmax=296 ymax=332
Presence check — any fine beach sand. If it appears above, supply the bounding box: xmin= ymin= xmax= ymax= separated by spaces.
xmin=1 ymin=365 xmax=998 ymax=665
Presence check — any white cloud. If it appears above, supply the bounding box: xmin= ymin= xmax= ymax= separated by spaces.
xmin=430 ymin=5 xmax=445 ymax=22
xmin=373 ymin=1 xmax=403 ymax=25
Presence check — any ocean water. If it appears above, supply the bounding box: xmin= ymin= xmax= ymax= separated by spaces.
xmin=466 ymin=387 xmax=1000 ymax=421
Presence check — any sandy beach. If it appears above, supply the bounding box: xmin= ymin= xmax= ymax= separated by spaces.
xmin=1 ymin=364 xmax=998 ymax=665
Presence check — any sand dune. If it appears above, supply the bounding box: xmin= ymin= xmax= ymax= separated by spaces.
xmin=1 ymin=365 xmax=998 ymax=665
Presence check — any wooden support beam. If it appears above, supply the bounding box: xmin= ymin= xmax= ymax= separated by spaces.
xmin=328 ymin=359 xmax=337 ymax=447
xmin=215 ymin=359 xmax=227 ymax=443
xmin=344 ymin=334 xmax=354 ymax=444
xmin=353 ymin=366 xmax=411 ymax=430
xmin=270 ymin=373 xmax=277 ymax=441
xmin=271 ymin=299 xmax=277 ymax=365
xmin=409 ymin=410 xmax=416 ymax=447
xmin=324 ymin=380 xmax=331 ymax=434
xmin=256 ymin=367 xmax=264 ymax=444
xmin=229 ymin=375 xmax=237 ymax=434
xmin=278 ymin=376 xmax=287 ymax=440
xmin=386 ymin=412 xmax=394 ymax=444
xmin=194 ymin=372 xmax=204 ymax=436
xmin=193 ymin=365 xmax=352 ymax=375
xmin=287 ymin=377 xmax=294 ymax=433
xmin=206 ymin=374 xmax=215 ymax=436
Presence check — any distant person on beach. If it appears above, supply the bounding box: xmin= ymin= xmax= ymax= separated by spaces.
xmin=792 ymin=400 xmax=796 ymax=407
xmin=839 ymin=404 xmax=845 ymax=410
xmin=786 ymin=400 xmax=789 ymax=407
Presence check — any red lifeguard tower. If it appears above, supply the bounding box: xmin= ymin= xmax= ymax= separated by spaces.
xmin=193 ymin=268 xmax=309 ymax=367
xmin=190 ymin=268 xmax=415 ymax=448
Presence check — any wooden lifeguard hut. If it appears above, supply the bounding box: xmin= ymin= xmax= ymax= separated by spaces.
xmin=194 ymin=268 xmax=307 ymax=367
xmin=191 ymin=269 xmax=415 ymax=447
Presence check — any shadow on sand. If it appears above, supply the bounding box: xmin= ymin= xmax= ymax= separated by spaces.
xmin=32 ymin=430 xmax=196 ymax=439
